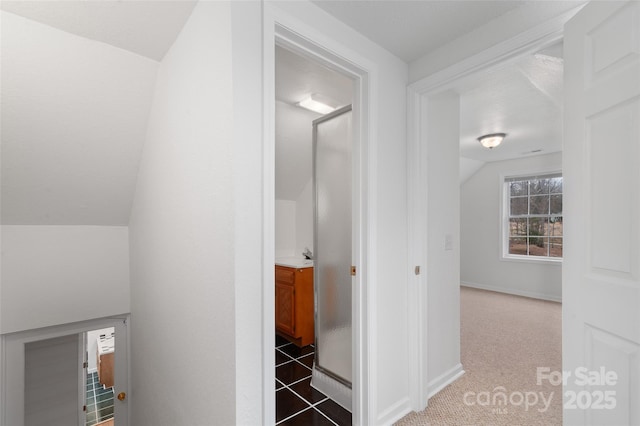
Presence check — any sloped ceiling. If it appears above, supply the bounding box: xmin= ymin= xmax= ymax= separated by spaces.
xmin=0 ymin=0 xmax=196 ymax=61
xmin=1 ymin=1 xmax=195 ymax=225
xmin=457 ymin=43 xmax=564 ymax=164
xmin=1 ymin=11 xmax=159 ymax=225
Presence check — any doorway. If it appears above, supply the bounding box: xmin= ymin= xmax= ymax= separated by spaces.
xmin=273 ymin=43 xmax=354 ymax=424
xmin=405 ymin=7 xmax=574 ymax=411
xmin=1 ymin=316 xmax=129 ymax=426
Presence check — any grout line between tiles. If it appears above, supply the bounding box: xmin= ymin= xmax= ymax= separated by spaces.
xmin=275 ymin=340 xmax=346 ymax=426
xmin=275 ymin=405 xmax=313 ymax=425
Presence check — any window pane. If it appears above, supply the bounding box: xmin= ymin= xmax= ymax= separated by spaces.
xmin=510 ymin=181 xmax=527 ymax=196
xmin=549 ymin=238 xmax=563 ymax=257
xmin=548 ymin=216 xmax=563 ymax=236
xmin=549 ymin=177 xmax=563 ymax=194
xmin=509 ymin=218 xmax=527 ymax=236
xmin=504 ymin=174 xmax=563 ymax=259
xmin=530 ymin=179 xmax=550 ymax=195
xmin=529 ymin=217 xmax=548 ymax=237
xmin=550 ymin=194 xmax=562 ymax=214
xmin=530 ymin=195 xmax=550 ymax=215
xmin=509 ymin=238 xmax=528 ymax=255
xmin=510 ymin=197 xmax=528 ymax=215
xmin=528 ymin=236 xmax=548 ymax=256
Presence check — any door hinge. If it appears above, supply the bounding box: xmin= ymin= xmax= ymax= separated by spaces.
xmin=83 ymin=405 xmax=87 ymax=412
xmin=351 ymin=266 xmax=356 ymax=276
xmin=83 ymin=362 xmax=88 ymax=369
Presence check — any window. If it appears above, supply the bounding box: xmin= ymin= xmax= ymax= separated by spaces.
xmin=504 ymin=172 xmax=563 ymax=260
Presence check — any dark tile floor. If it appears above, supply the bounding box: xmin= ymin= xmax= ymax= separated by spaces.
xmin=86 ymin=371 xmax=114 ymax=426
xmin=276 ymin=335 xmax=352 ymax=426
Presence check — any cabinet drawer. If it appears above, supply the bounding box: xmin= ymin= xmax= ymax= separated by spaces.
xmin=275 ymin=267 xmax=295 ymax=284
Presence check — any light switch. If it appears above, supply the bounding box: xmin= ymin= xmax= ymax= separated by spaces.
xmin=445 ymin=234 xmax=453 ymax=251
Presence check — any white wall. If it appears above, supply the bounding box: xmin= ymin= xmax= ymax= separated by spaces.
xmin=0 ymin=225 xmax=130 ymax=334
xmin=275 ymin=199 xmax=296 ymax=257
xmin=461 ymin=152 xmax=562 ymax=301
xmin=296 ymin=179 xmax=314 ymax=257
xmin=460 ymin=157 xmax=485 ymax=184
xmin=426 ymin=92 xmax=462 ymax=394
xmin=275 ymin=101 xmax=317 ymax=201
xmin=1 ymin=10 xmax=158 ymax=226
xmin=274 ymin=182 xmax=314 ymax=259
xmin=128 ymin=2 xmax=235 ymax=424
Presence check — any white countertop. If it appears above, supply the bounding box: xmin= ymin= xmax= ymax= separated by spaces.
xmin=276 ymin=257 xmax=314 ymax=268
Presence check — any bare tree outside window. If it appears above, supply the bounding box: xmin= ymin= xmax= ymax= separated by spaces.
xmin=506 ymin=173 xmax=563 ymax=258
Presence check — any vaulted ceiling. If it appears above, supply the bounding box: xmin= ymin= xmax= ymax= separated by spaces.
xmin=0 ymin=2 xmax=195 ymax=225
xmin=457 ymin=42 xmax=565 ymax=164
xmin=0 ymin=1 xmax=197 ymax=61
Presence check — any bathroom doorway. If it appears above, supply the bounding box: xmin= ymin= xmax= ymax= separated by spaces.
xmin=273 ymin=44 xmax=355 ymax=424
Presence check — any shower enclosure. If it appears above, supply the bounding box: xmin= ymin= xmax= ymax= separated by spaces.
xmin=312 ymin=105 xmax=353 ymax=410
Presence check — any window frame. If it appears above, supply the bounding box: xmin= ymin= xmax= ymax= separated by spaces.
xmin=500 ymin=169 xmax=564 ymax=264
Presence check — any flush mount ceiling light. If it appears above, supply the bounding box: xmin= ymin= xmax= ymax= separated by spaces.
xmin=478 ymin=133 xmax=507 ymax=149
xmin=296 ymin=95 xmax=336 ymax=115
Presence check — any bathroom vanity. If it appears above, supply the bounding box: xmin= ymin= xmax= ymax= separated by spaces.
xmin=275 ymin=258 xmax=314 ymax=347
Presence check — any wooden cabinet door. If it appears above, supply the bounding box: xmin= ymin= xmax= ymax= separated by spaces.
xmin=275 ymin=281 xmax=295 ymax=336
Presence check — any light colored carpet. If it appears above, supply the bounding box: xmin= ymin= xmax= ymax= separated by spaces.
xmin=396 ymin=287 xmax=562 ymax=426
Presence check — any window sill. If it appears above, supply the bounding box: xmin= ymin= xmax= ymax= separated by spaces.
xmin=501 ymin=254 xmax=563 ymax=265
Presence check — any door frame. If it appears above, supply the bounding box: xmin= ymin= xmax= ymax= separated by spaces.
xmin=263 ymin=5 xmax=374 ymax=424
xmin=406 ymin=6 xmax=581 ymax=410
xmin=0 ymin=315 xmax=130 ymax=426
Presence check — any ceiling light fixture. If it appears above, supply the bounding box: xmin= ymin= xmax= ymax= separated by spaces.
xmin=478 ymin=133 xmax=507 ymax=149
xmin=296 ymin=95 xmax=336 ymax=115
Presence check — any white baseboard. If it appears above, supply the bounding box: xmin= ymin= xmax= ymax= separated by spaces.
xmin=428 ymin=363 xmax=465 ymax=399
xmin=376 ymin=397 xmax=413 ymax=425
xmin=461 ymin=281 xmax=562 ymax=303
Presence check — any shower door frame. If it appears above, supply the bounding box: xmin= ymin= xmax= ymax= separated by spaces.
xmin=263 ymin=7 xmax=374 ymax=424
xmin=312 ymin=104 xmax=354 ymax=390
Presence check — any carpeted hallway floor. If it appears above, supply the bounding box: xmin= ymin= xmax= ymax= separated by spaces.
xmin=396 ymin=286 xmax=562 ymax=426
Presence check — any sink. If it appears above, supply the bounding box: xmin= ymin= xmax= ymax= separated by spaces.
xmin=275 ymin=257 xmax=314 ymax=268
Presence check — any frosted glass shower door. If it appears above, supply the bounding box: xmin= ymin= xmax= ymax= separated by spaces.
xmin=313 ymin=105 xmax=352 ymax=386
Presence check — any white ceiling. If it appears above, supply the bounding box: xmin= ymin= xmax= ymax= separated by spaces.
xmin=0 ymin=0 xmax=196 ymax=61
xmin=312 ymin=0 xmax=524 ymax=63
xmin=311 ymin=0 xmax=581 ymax=63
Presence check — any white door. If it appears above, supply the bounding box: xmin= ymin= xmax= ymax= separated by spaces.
xmin=24 ymin=334 xmax=81 ymax=426
xmin=563 ymin=1 xmax=640 ymax=425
